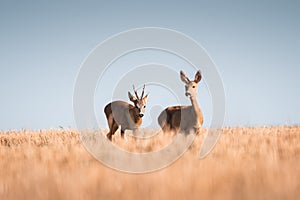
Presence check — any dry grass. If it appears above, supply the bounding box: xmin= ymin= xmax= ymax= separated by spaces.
xmin=0 ymin=126 xmax=300 ymax=200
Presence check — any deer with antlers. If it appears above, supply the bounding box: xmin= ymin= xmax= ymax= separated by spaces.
xmin=158 ymin=70 xmax=203 ymax=134
xmin=104 ymin=85 xmax=149 ymax=141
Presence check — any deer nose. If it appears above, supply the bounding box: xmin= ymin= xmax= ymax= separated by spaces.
xmin=139 ymin=113 xmax=144 ymax=118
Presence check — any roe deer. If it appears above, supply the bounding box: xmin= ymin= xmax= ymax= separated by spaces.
xmin=104 ymin=85 xmax=149 ymax=141
xmin=158 ymin=70 xmax=203 ymax=134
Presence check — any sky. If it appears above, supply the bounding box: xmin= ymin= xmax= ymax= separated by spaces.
xmin=0 ymin=0 xmax=299 ymax=130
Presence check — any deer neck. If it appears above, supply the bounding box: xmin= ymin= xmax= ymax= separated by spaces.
xmin=129 ymin=109 xmax=142 ymax=123
xmin=190 ymin=95 xmax=201 ymax=121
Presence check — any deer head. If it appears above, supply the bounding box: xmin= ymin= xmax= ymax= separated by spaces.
xmin=180 ymin=70 xmax=202 ymax=98
xmin=128 ymin=84 xmax=149 ymax=118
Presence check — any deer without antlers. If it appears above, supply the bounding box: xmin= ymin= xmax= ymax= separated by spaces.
xmin=158 ymin=70 xmax=203 ymax=134
xmin=104 ymin=85 xmax=149 ymax=141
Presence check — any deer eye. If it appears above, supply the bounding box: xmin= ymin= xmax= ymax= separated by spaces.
xmin=144 ymin=106 xmax=146 ymax=108
xmin=192 ymin=86 xmax=195 ymax=88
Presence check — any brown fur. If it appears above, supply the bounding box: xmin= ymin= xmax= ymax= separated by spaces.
xmin=158 ymin=70 xmax=203 ymax=134
xmin=104 ymin=85 xmax=148 ymax=141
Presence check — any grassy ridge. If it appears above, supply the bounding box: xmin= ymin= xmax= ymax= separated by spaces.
xmin=0 ymin=126 xmax=299 ymax=200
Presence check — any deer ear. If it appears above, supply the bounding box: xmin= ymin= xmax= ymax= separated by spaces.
xmin=180 ymin=70 xmax=190 ymax=84
xmin=194 ymin=70 xmax=202 ymax=83
xmin=143 ymin=93 xmax=149 ymax=103
xmin=128 ymin=92 xmax=136 ymax=102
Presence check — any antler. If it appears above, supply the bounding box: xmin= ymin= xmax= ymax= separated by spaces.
xmin=141 ymin=84 xmax=145 ymax=99
xmin=132 ymin=85 xmax=139 ymax=99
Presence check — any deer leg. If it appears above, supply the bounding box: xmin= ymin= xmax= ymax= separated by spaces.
xmin=194 ymin=126 xmax=201 ymax=134
xmin=106 ymin=133 xmax=112 ymax=141
xmin=107 ymin=120 xmax=119 ymax=141
xmin=106 ymin=115 xmax=113 ymax=140
xmin=160 ymin=120 xmax=172 ymax=133
xmin=111 ymin=121 xmax=119 ymax=135
xmin=120 ymin=128 xmax=125 ymax=139
xmin=162 ymin=124 xmax=171 ymax=133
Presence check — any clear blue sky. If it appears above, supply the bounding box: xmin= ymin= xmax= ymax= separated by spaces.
xmin=0 ymin=0 xmax=299 ymax=130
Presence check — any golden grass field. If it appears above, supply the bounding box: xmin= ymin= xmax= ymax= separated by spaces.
xmin=0 ymin=126 xmax=300 ymax=200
